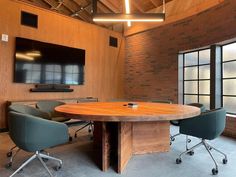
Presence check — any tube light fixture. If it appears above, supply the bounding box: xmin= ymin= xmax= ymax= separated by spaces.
xmin=92 ymin=0 xmax=165 ymax=23
xmin=93 ymin=14 xmax=165 ymax=22
xmin=124 ymin=0 xmax=131 ymax=27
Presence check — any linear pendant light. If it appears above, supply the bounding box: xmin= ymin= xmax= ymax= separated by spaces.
xmin=125 ymin=0 xmax=131 ymax=26
xmin=92 ymin=0 xmax=165 ymax=23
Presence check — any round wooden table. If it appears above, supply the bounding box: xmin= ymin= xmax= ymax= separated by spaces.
xmin=56 ymin=102 xmax=200 ymax=173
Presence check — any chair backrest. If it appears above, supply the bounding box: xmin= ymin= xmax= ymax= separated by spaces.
xmin=8 ymin=104 xmax=50 ymax=119
xmin=8 ymin=111 xmax=68 ymax=152
xmin=108 ymin=98 xmax=130 ymax=102
xmin=36 ymin=100 xmax=65 ymax=116
xmin=187 ymin=103 xmax=206 ymax=112
xmin=180 ymin=108 xmax=226 ymax=140
xmin=151 ymin=100 xmax=172 ymax=104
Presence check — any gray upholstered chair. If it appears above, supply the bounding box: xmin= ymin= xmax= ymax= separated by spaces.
xmin=6 ymin=104 xmax=51 ymax=166
xmin=36 ymin=100 xmax=72 ymax=141
xmin=8 ymin=104 xmax=50 ymax=120
xmin=151 ymin=99 xmax=172 ymax=104
xmin=8 ymin=111 xmax=69 ymax=177
xmin=170 ymin=103 xmax=206 ymax=152
xmin=176 ymin=108 xmax=228 ymax=175
xmin=36 ymin=100 xmax=70 ymax=122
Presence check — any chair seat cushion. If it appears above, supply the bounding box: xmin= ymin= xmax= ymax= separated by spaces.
xmin=52 ymin=117 xmax=70 ymax=122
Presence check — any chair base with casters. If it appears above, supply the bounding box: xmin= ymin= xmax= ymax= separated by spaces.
xmin=9 ymin=151 xmax=62 ymax=177
xmin=74 ymin=121 xmax=94 ymax=138
xmin=176 ymin=139 xmax=227 ymax=175
xmin=176 ymin=108 xmax=227 ymax=175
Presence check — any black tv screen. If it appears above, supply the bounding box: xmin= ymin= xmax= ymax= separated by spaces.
xmin=14 ymin=37 xmax=85 ymax=85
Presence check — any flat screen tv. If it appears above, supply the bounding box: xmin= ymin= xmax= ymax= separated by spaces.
xmin=14 ymin=37 xmax=85 ymax=85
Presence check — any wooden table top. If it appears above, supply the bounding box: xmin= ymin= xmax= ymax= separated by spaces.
xmin=55 ymin=102 xmax=201 ymax=122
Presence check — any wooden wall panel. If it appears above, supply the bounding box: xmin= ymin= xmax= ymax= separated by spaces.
xmin=0 ymin=0 xmax=125 ymax=129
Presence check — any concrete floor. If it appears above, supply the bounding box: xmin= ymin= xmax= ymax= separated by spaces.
xmin=0 ymin=125 xmax=236 ymax=177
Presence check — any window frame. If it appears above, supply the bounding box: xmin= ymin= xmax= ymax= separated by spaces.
xmin=221 ymin=41 xmax=236 ymax=115
xmin=182 ymin=48 xmax=211 ymax=109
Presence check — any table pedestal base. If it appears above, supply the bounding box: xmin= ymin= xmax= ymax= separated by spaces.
xmin=94 ymin=121 xmax=170 ymax=173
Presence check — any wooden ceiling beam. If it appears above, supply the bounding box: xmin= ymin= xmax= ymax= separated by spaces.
xmin=131 ymin=1 xmax=145 ymax=13
xmin=99 ymin=0 xmax=120 ymax=13
xmin=149 ymin=0 xmax=159 ymax=7
xmin=97 ymin=2 xmax=112 ymax=13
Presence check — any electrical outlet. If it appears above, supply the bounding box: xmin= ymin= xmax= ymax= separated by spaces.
xmin=1 ymin=34 xmax=8 ymax=42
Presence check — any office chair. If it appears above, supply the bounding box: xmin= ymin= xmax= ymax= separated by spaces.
xmin=36 ymin=100 xmax=73 ymax=141
xmin=8 ymin=111 xmax=69 ymax=177
xmin=6 ymin=104 xmax=52 ymax=167
xmin=176 ymin=108 xmax=228 ymax=175
xmin=171 ymin=103 xmax=206 ymax=154
xmin=36 ymin=100 xmax=70 ymax=122
xmin=74 ymin=99 xmax=99 ymax=138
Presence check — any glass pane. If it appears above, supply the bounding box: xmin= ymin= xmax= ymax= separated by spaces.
xmin=184 ymin=52 xmax=198 ymax=66
xmin=199 ymin=80 xmax=210 ymax=94
xmin=184 ymin=81 xmax=198 ymax=94
xmin=184 ymin=67 xmax=198 ymax=80
xmin=184 ymin=95 xmax=198 ymax=104
xmin=199 ymin=49 xmax=210 ymax=64
xmin=223 ymin=97 xmax=236 ymax=114
xmin=199 ymin=65 xmax=210 ymax=79
xmin=199 ymin=96 xmax=210 ymax=110
xmin=223 ymin=43 xmax=236 ymax=62
xmin=223 ymin=61 xmax=236 ymax=78
xmin=223 ymin=79 xmax=236 ymax=95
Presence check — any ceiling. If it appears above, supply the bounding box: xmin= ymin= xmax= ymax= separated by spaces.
xmin=19 ymin=0 xmax=174 ymax=31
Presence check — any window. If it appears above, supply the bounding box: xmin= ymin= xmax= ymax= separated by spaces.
xmin=222 ymin=43 xmax=236 ymax=115
xmin=182 ymin=49 xmax=211 ymax=109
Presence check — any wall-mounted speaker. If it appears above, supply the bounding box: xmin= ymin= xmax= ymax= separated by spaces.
xmin=109 ymin=36 xmax=118 ymax=48
xmin=21 ymin=11 xmax=38 ymax=28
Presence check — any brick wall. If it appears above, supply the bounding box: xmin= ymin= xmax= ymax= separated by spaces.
xmin=125 ymin=0 xmax=236 ymax=138
xmin=223 ymin=116 xmax=236 ymax=138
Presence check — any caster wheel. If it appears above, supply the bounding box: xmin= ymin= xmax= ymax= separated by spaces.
xmin=5 ymin=162 xmax=12 ymax=168
xmin=170 ymin=142 xmax=172 ymax=145
xmin=171 ymin=137 xmax=175 ymax=141
xmin=212 ymin=168 xmax=218 ymax=175
xmin=7 ymin=152 xmax=12 ymax=158
xmin=209 ymin=147 xmax=212 ymax=150
xmin=88 ymin=129 xmax=92 ymax=133
xmin=187 ymin=150 xmax=194 ymax=156
xmin=187 ymin=139 xmax=191 ymax=143
xmin=176 ymin=158 xmax=182 ymax=164
xmin=74 ymin=134 xmax=77 ymax=138
xmin=223 ymin=158 xmax=228 ymax=164
xmin=54 ymin=165 xmax=62 ymax=171
xmin=69 ymin=136 xmax=73 ymax=142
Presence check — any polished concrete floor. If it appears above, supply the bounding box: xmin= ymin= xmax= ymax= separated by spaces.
xmin=0 ymin=125 xmax=236 ymax=177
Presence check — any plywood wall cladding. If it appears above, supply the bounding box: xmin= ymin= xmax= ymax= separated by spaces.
xmin=0 ymin=0 xmax=125 ymax=129
xmin=125 ymin=0 xmax=236 ymax=103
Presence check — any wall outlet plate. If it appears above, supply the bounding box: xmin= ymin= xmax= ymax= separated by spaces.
xmin=1 ymin=34 xmax=8 ymax=42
